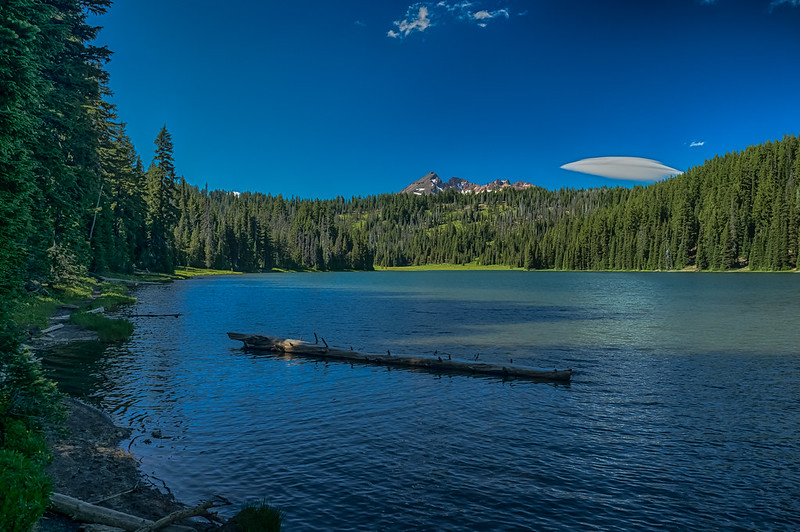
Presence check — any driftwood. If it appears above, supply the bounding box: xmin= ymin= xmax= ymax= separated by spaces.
xmin=87 ymin=306 xmax=105 ymax=314
xmin=41 ymin=324 xmax=65 ymax=334
xmin=90 ymin=273 xmax=162 ymax=285
xmin=227 ymin=332 xmax=573 ymax=382
xmin=49 ymin=492 xmax=195 ymax=532
xmin=134 ymin=496 xmax=230 ymax=532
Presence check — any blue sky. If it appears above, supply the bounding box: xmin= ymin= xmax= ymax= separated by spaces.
xmin=92 ymin=0 xmax=800 ymax=198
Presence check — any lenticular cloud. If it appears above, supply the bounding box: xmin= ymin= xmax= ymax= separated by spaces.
xmin=560 ymin=156 xmax=682 ymax=182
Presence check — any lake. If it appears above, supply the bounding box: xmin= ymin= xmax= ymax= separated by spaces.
xmin=43 ymin=271 xmax=800 ymax=530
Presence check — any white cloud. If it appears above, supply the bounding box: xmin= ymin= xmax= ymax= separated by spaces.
xmin=388 ymin=1 xmax=512 ymax=38
xmin=393 ymin=6 xmax=432 ymax=37
xmin=473 ymin=8 xmax=509 ymax=20
xmin=354 ymin=20 xmax=366 ymax=27
xmin=561 ymin=157 xmax=683 ymax=182
xmin=689 ymin=141 xmax=705 ymax=147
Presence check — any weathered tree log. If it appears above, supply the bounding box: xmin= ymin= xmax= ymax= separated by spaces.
xmin=41 ymin=324 xmax=65 ymax=334
xmin=49 ymin=493 xmax=194 ymax=532
xmin=227 ymin=332 xmax=573 ymax=382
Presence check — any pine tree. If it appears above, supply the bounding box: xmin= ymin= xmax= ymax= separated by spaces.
xmin=144 ymin=126 xmax=179 ymax=272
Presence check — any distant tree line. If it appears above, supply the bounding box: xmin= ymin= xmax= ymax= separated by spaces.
xmin=2 ymin=0 xmax=799 ymax=327
xmin=167 ymin=135 xmax=800 ymax=273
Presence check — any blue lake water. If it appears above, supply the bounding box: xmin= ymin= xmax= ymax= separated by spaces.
xmin=44 ymin=271 xmax=800 ymax=530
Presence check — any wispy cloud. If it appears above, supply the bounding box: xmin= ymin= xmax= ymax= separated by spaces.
xmin=702 ymin=0 xmax=800 ymax=8
xmin=388 ymin=1 xmax=513 ymax=39
xmin=689 ymin=141 xmax=705 ymax=147
xmin=771 ymin=0 xmax=800 ymax=7
xmin=561 ymin=157 xmax=683 ymax=182
xmin=354 ymin=20 xmax=366 ymax=27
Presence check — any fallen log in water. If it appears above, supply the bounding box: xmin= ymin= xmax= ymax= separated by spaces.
xmin=227 ymin=332 xmax=572 ymax=382
xmin=49 ymin=492 xmax=196 ymax=531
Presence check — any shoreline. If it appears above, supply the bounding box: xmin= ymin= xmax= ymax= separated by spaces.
xmin=38 ymin=397 xmax=214 ymax=531
xmin=31 ymin=274 xmax=227 ymax=531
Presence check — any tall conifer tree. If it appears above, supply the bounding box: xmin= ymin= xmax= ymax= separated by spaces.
xmin=144 ymin=126 xmax=179 ymax=272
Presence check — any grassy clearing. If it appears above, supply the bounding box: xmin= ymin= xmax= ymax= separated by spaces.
xmin=171 ymin=266 xmax=240 ymax=279
xmin=12 ymin=278 xmax=97 ymax=330
xmin=71 ymin=281 xmax=135 ymax=342
xmin=87 ymin=282 xmax=137 ymax=311
xmin=374 ymin=262 xmax=523 ymax=271
xmin=12 ymin=296 xmax=60 ymax=330
xmin=103 ymin=267 xmax=241 ymax=282
xmin=13 ymin=277 xmax=136 ymax=342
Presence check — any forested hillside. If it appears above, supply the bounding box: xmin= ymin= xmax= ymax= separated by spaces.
xmin=171 ymin=135 xmax=800 ymax=273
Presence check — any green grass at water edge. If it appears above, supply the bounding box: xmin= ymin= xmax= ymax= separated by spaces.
xmin=374 ymin=262 xmax=524 ymax=271
xmin=229 ymin=500 xmax=284 ymax=532
xmin=104 ymin=267 xmax=242 ymax=282
xmin=172 ymin=266 xmax=242 ymax=279
xmin=69 ymin=311 xmax=134 ymax=342
xmin=86 ymin=282 xmax=137 ymax=311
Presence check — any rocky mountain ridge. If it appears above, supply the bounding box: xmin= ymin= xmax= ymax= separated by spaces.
xmin=399 ymin=172 xmax=534 ymax=195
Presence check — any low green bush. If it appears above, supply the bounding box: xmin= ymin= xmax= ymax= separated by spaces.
xmin=0 ymin=450 xmax=52 ymax=532
xmin=0 ymin=348 xmax=63 ymax=423
xmin=1 ymin=419 xmax=50 ymax=465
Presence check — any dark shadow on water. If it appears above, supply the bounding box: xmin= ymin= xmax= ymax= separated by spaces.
xmin=39 ymin=341 xmax=109 ymax=401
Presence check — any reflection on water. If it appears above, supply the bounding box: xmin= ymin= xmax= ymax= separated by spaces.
xmin=42 ymin=272 xmax=800 ymax=530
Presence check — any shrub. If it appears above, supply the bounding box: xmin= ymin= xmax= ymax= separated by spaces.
xmin=0 ymin=347 xmax=63 ymax=424
xmin=228 ymin=500 xmax=284 ymax=532
xmin=0 ymin=450 xmax=51 ymax=532
xmin=1 ymin=419 xmax=50 ymax=465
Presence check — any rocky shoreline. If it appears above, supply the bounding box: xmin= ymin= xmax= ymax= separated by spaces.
xmin=30 ymin=288 xmax=223 ymax=531
xmin=37 ymin=397 xmax=214 ymax=531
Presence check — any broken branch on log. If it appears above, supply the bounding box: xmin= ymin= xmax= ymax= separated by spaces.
xmin=134 ymin=496 xmax=231 ymax=532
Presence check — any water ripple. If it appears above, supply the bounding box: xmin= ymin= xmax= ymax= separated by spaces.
xmin=40 ymin=272 xmax=800 ymax=530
